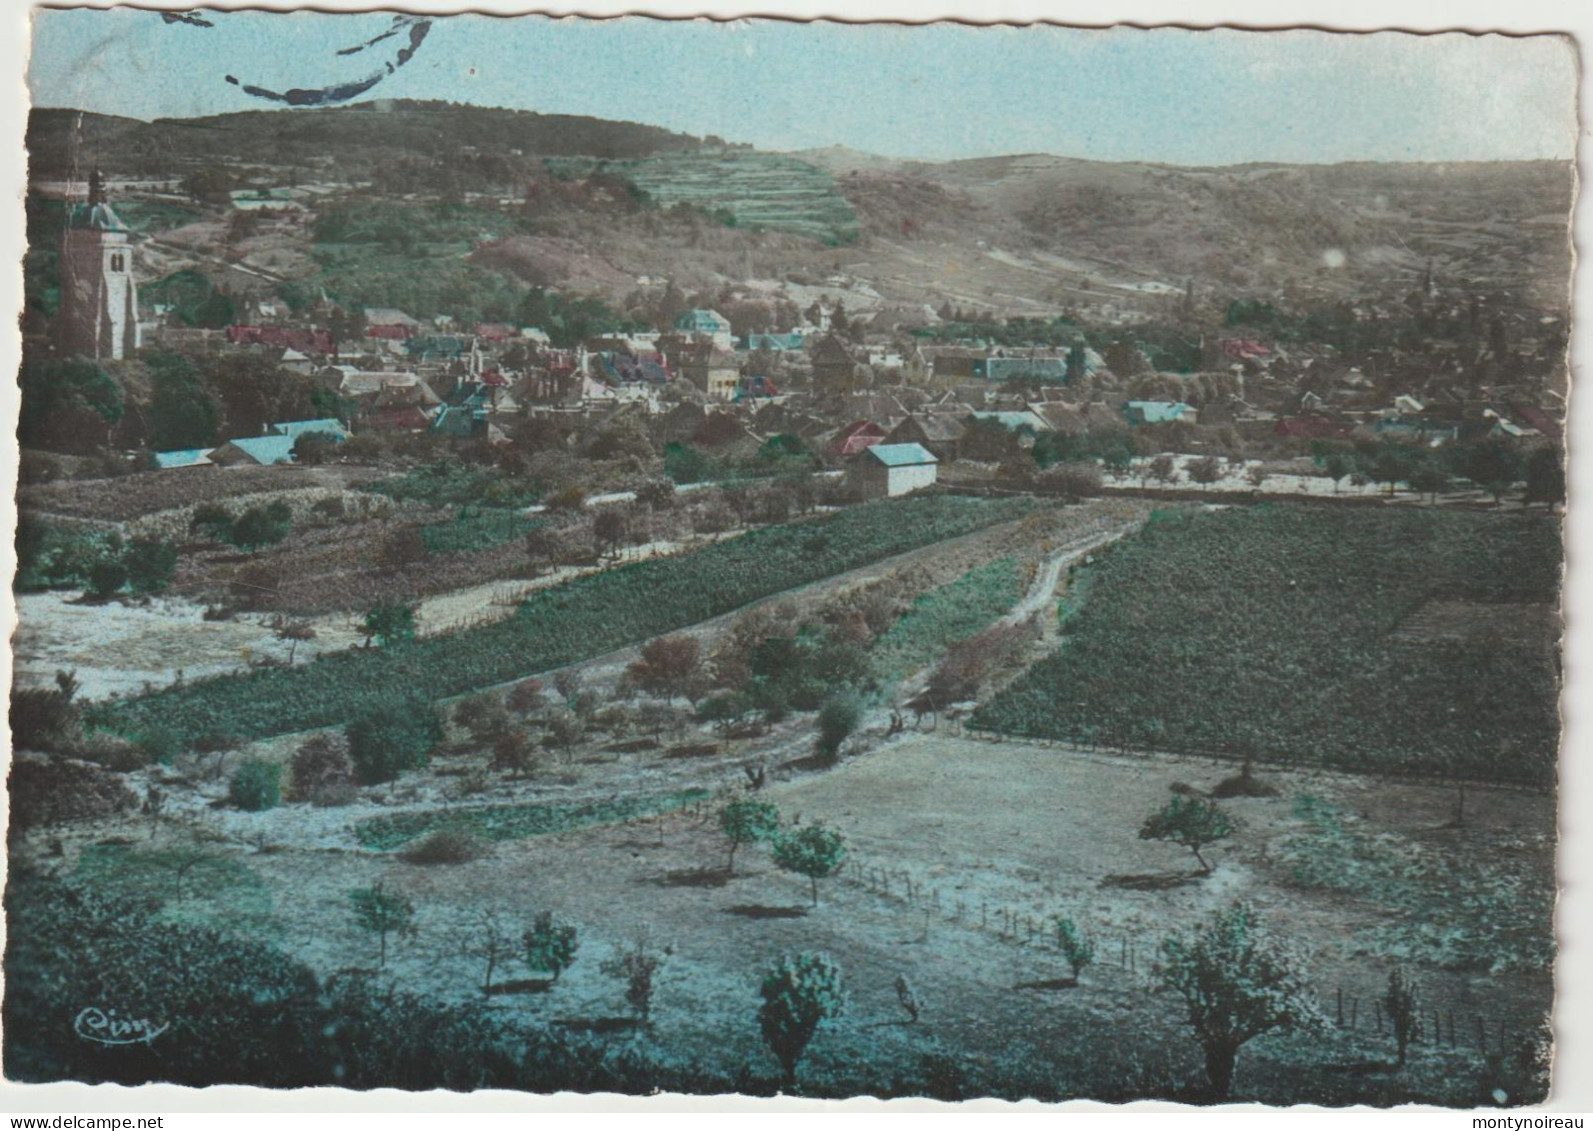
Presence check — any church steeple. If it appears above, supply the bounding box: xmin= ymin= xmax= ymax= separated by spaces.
xmin=57 ymin=168 xmax=140 ymax=360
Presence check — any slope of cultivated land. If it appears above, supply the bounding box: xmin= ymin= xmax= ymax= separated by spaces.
xmin=18 ymin=465 xmax=381 ymax=523
xmin=87 ymin=495 xmax=1044 ymax=745
xmin=544 ymin=151 xmax=860 ymax=245
xmin=972 ymin=505 xmax=1562 ymax=785
xmin=19 ymin=731 xmax=1549 ymax=1103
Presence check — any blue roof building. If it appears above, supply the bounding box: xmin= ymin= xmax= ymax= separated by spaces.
xmin=210 ymin=434 xmax=299 ymax=466
xmin=1122 ymin=401 xmax=1198 ymax=427
xmin=675 ymin=309 xmax=731 ymax=336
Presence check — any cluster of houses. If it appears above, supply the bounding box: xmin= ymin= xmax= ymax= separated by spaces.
xmin=143 ymin=289 xmax=1564 ymax=490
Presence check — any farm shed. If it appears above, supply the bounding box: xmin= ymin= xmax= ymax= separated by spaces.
xmin=850 ymin=442 xmax=939 ymax=499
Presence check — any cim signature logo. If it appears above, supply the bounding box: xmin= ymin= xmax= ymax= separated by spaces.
xmin=73 ymin=1006 xmax=169 ymax=1047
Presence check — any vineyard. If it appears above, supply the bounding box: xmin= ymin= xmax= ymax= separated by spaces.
xmin=90 ymin=495 xmax=1044 ymax=745
xmin=972 ymin=505 xmax=1562 ymax=785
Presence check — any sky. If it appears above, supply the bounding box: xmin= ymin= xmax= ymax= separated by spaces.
xmin=26 ymin=7 xmax=1581 ymax=165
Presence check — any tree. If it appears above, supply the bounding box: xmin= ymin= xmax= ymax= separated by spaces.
xmin=1186 ymin=456 xmax=1223 ymax=491
xmin=1524 ymin=445 xmax=1565 ymax=507
xmin=540 ymin=708 xmax=584 ymax=761
xmin=289 ymin=733 xmax=354 ymax=801
xmin=490 ymin=727 xmax=536 ymax=777
xmin=1139 ymin=796 xmax=1235 ymax=874
xmin=271 ymin=617 xmax=317 ymax=664
xmin=600 ymin=935 xmax=664 ymax=1022
xmin=360 ymin=601 xmax=417 ymax=647
xmin=146 ymin=352 xmax=218 ymax=451
xmin=522 ymin=912 xmax=579 ymax=983
xmin=345 ymin=700 xmax=441 ymax=785
xmin=626 ymin=635 xmax=706 ymax=705
xmin=719 ymin=799 xmax=780 ymax=873
xmin=1384 ymin=967 xmax=1420 ymax=1068
xmin=1056 ymin=916 xmax=1094 ymax=983
xmin=757 ymin=953 xmax=846 ymax=1087
xmin=291 ymin=431 xmax=342 ymax=466
xmin=773 ymin=823 xmax=847 ymax=907
xmin=815 ymin=690 xmax=864 ymax=762
xmin=348 ymin=882 xmax=416 ymax=969
xmin=1408 ymin=463 xmax=1450 ymax=504
xmin=1148 ymin=453 xmax=1178 ymax=488
xmin=1459 ymin=439 xmax=1525 ymax=505
xmin=1323 ymin=452 xmax=1353 ymax=493
xmin=18 ymin=358 xmax=124 ymax=453
xmin=1157 ymin=903 xmax=1321 ymax=1100
xmin=229 ymin=503 xmax=292 ymax=551
xmin=461 ymin=909 xmax=515 ymax=996
xmin=593 ymin=509 xmax=629 ymax=559
xmin=635 ymin=478 xmax=677 ymax=510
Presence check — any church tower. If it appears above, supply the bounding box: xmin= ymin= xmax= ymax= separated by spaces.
xmin=57 ymin=169 xmax=141 ymax=361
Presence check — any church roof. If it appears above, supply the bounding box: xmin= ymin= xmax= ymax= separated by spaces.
xmin=66 ymin=201 xmax=129 ymax=233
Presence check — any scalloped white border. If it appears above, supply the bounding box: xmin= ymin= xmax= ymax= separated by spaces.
xmin=0 ymin=2 xmax=1585 ymax=1123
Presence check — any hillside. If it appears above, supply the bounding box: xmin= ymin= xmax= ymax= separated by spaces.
xmin=24 ymin=102 xmax=1575 ymax=324
xmin=26 ymin=101 xmax=703 ymax=178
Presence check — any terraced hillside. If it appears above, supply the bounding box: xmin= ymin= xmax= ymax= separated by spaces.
xmin=552 ymin=151 xmax=859 ymax=245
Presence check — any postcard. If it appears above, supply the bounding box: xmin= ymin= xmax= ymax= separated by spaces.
xmin=6 ymin=5 xmax=1578 ymax=1110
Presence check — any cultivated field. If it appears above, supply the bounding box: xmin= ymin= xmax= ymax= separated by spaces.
xmin=13 ymin=731 xmax=1553 ymax=1103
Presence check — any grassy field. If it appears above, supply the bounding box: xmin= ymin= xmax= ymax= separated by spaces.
xmin=868 ymin=556 xmax=1025 ymax=683
xmin=354 ymin=789 xmax=711 ymax=850
xmin=972 ymin=505 xmax=1562 ymax=785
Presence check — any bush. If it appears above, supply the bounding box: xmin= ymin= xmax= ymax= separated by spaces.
xmin=73 ymin=732 xmax=149 ymax=773
xmin=507 ymin=678 xmax=546 ymax=714
xmin=87 ymin=559 xmax=129 ymax=599
xmin=228 ymin=758 xmax=282 ymax=811
xmin=313 ymin=781 xmax=360 ymax=808
xmin=815 ymin=691 xmax=864 ymax=762
xmin=289 ymin=733 xmax=354 ymax=800
xmin=7 ymin=755 xmax=139 ymax=833
xmin=123 ymin=538 xmax=178 ymax=594
xmin=190 ymin=503 xmax=234 ymax=542
xmin=346 ymin=700 xmax=442 ymax=785
xmin=135 ymin=723 xmax=183 ymax=766
xmin=9 ymin=671 xmax=80 ymax=752
xmin=399 ymin=829 xmax=487 ymax=865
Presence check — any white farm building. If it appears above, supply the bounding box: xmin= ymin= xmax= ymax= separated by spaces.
xmin=851 ymin=442 xmax=939 ymax=499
